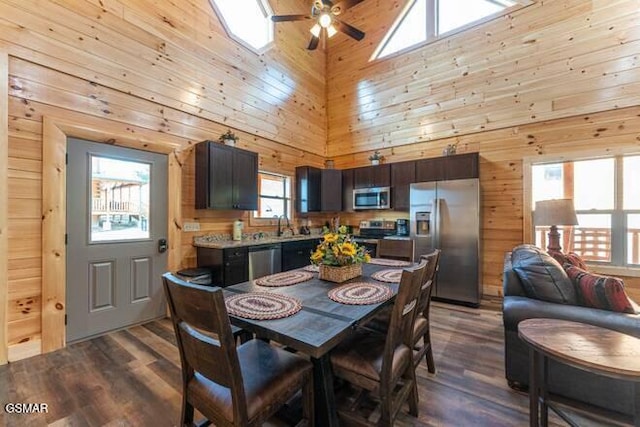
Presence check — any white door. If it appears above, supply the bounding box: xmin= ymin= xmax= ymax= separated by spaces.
xmin=66 ymin=138 xmax=168 ymax=343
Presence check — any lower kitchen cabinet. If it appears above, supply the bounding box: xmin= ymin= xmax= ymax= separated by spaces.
xmin=281 ymin=239 xmax=319 ymax=271
xmin=196 ymin=246 xmax=248 ymax=287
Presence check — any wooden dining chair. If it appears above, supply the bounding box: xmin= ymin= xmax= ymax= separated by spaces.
xmin=376 ymin=238 xmax=415 ymax=262
xmin=162 ymin=273 xmax=314 ymax=427
xmin=414 ymin=249 xmax=441 ymax=374
xmin=329 ymin=260 xmax=427 ymax=425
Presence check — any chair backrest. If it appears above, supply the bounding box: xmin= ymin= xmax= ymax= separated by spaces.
xmin=417 ymin=249 xmax=441 ymax=319
xmin=381 ymin=259 xmax=427 ymax=381
xmin=162 ymin=273 xmax=248 ymax=422
xmin=377 ymin=238 xmax=415 ymax=262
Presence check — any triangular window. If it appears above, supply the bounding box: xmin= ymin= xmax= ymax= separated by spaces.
xmin=210 ymin=0 xmax=274 ymax=53
xmin=372 ymin=0 xmax=531 ymax=60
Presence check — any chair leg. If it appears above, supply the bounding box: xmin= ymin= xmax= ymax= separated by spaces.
xmin=424 ymin=331 xmax=436 ymax=374
xmin=407 ymin=367 xmax=419 ymax=417
xmin=181 ymin=399 xmax=194 ymax=427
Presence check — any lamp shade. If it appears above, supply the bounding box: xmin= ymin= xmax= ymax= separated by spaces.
xmin=533 ymin=199 xmax=578 ymax=226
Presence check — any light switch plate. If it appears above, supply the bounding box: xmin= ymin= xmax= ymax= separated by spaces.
xmin=183 ymin=222 xmax=200 ymax=232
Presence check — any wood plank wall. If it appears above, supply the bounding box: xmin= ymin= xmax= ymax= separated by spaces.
xmin=2 ymin=0 xmax=325 ymax=361
xmin=326 ymin=0 xmax=640 ymax=297
xmin=1 ymin=49 xmax=9 ymax=364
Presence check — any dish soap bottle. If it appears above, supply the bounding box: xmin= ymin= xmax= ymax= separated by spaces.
xmin=233 ymin=219 xmax=243 ymax=241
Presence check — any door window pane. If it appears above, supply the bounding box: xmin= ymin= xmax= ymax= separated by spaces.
xmin=623 ymin=156 xmax=640 ymax=210
xmin=573 ymin=158 xmax=614 ymax=210
xmin=91 ymin=156 xmax=150 ymax=242
xmin=573 ymin=214 xmax=611 ymax=262
xmin=628 ymin=214 xmax=640 ymax=265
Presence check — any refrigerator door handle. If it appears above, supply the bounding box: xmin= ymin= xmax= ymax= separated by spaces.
xmin=434 ymin=198 xmax=441 ymax=248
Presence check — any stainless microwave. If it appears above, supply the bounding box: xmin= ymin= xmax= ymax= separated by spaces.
xmin=353 ymin=186 xmax=391 ymax=210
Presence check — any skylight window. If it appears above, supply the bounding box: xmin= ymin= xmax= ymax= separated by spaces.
xmin=372 ymin=0 xmax=529 ymax=60
xmin=210 ymin=0 xmax=274 ymax=52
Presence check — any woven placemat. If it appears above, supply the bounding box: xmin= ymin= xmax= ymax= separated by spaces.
xmin=371 ymin=269 xmax=403 ymax=283
xmin=328 ymin=282 xmax=393 ymax=305
xmin=302 ymin=264 xmax=319 ymax=273
xmin=368 ymin=258 xmax=413 ymax=267
xmin=225 ymin=292 xmax=302 ymax=320
xmin=254 ymin=271 xmax=314 ymax=287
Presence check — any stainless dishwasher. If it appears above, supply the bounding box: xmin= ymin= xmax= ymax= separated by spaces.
xmin=248 ymin=244 xmax=282 ymax=280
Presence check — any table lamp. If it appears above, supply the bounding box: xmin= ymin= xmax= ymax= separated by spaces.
xmin=533 ymin=199 xmax=578 ymax=253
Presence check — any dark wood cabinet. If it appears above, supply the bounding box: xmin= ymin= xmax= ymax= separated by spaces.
xmin=416 ymin=152 xmax=478 ymax=182
xmin=321 ymin=169 xmax=342 ymax=212
xmin=342 ymin=169 xmax=354 ymax=212
xmin=196 ymin=246 xmax=248 ymax=287
xmin=415 ymin=157 xmax=445 ymax=182
xmin=195 ymin=141 xmax=258 ymax=210
xmin=282 ymin=239 xmax=318 ymax=271
xmin=296 ymin=166 xmax=342 ymax=213
xmin=391 ymin=161 xmax=415 ymax=211
xmin=353 ymin=164 xmax=390 ymax=189
xmin=445 ymin=152 xmax=479 ymax=180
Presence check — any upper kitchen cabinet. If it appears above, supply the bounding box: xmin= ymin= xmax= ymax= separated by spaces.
xmin=416 ymin=152 xmax=479 ymax=182
xmin=342 ymin=169 xmax=354 ymax=212
xmin=353 ymin=164 xmax=391 ymax=189
xmin=296 ymin=166 xmax=342 ymax=213
xmin=391 ymin=161 xmax=416 ymax=211
xmin=445 ymin=152 xmax=479 ymax=180
xmin=195 ymin=141 xmax=258 ymax=210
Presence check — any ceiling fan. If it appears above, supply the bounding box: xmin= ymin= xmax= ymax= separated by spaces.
xmin=271 ymin=0 xmax=365 ymax=50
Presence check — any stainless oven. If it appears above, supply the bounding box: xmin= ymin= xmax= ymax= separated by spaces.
xmin=353 ymin=186 xmax=391 ymax=210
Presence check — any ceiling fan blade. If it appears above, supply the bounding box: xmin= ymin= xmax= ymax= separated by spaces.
xmin=331 ymin=0 xmax=364 ymax=15
xmin=334 ymin=19 xmax=365 ymax=41
xmin=307 ymin=35 xmax=320 ymax=50
xmin=271 ymin=14 xmax=310 ymax=22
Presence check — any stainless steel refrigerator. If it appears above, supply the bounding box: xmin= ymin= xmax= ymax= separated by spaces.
xmin=410 ymin=178 xmax=481 ymax=306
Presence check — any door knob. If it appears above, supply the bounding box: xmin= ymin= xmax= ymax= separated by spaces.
xmin=158 ymin=238 xmax=168 ymax=253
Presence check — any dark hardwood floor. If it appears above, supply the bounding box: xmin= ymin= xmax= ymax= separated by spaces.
xmin=0 ymin=301 xmax=625 ymax=426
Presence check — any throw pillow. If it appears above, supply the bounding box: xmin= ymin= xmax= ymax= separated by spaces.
xmin=549 ymin=250 xmax=588 ymax=270
xmin=564 ymin=265 xmax=637 ymax=314
xmin=511 ymin=244 xmax=578 ymax=304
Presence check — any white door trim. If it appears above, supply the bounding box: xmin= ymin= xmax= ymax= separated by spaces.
xmin=41 ymin=114 xmax=184 ymax=354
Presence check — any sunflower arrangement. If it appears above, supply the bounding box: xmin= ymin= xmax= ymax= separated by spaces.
xmin=310 ymin=225 xmax=371 ymax=266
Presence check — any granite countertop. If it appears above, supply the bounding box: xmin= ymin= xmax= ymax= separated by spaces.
xmin=193 ymin=233 xmax=323 ymax=249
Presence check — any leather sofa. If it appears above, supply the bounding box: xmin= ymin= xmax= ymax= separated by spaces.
xmin=503 ymin=245 xmax=640 ymax=416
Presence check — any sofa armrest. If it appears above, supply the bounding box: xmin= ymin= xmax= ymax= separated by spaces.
xmin=503 ymin=296 xmax=640 ymax=338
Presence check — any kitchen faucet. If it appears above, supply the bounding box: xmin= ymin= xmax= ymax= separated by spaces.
xmin=276 ymin=214 xmax=292 ymax=237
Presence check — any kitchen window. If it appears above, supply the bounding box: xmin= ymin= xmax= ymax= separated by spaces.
xmin=531 ymin=155 xmax=640 ymax=267
xmin=253 ymin=172 xmax=291 ymax=220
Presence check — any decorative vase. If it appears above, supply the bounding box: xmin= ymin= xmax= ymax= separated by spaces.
xmin=224 ymin=139 xmax=236 ymax=147
xmin=319 ymin=263 xmax=362 ymax=283
xmin=371 ymin=159 xmax=380 ymax=166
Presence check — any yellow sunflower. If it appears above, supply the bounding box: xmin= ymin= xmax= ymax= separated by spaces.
xmin=340 ymin=242 xmax=357 ymax=256
xmin=323 ymin=233 xmax=338 ymax=243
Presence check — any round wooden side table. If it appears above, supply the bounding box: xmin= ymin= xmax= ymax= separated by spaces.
xmin=518 ymin=318 xmax=640 ymax=427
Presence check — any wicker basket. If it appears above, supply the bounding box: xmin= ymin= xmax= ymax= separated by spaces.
xmin=319 ymin=263 xmax=362 ymax=283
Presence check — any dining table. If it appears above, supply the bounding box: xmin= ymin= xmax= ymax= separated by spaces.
xmin=223 ymin=261 xmax=411 ymax=427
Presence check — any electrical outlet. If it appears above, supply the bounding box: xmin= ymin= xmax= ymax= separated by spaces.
xmin=183 ymin=222 xmax=200 ymax=232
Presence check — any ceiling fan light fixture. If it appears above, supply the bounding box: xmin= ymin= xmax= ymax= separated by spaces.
xmin=318 ymin=12 xmax=332 ymax=28
xmin=310 ymin=23 xmax=322 ymax=37
xmin=327 ymin=24 xmax=337 ymax=38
